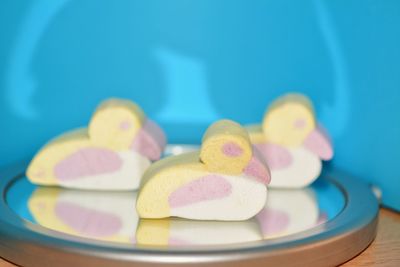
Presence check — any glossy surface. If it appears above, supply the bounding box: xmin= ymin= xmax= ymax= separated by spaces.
xmin=6 ymin=174 xmax=344 ymax=247
xmin=0 ymin=147 xmax=379 ymax=266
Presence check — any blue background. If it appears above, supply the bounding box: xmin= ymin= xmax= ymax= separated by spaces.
xmin=0 ymin=0 xmax=399 ymax=210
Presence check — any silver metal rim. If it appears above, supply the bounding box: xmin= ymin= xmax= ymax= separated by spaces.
xmin=0 ymin=150 xmax=378 ymax=267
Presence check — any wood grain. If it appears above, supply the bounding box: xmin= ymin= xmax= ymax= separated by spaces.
xmin=1 ymin=208 xmax=399 ymax=267
xmin=342 ymin=208 xmax=400 ymax=266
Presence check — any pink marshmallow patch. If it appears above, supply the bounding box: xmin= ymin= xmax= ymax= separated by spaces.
xmin=55 ymin=201 xmax=122 ymax=237
xmin=303 ymin=127 xmax=333 ymax=160
xmin=169 ymin=175 xmax=232 ymax=208
xmin=255 ymin=143 xmax=293 ymax=170
xmin=131 ymin=119 xmax=166 ymax=161
xmin=54 ymin=148 xmax=122 ymax=181
xmin=243 ymin=147 xmax=271 ymax=184
xmin=119 ymin=120 xmax=132 ymax=130
xmin=294 ymin=118 xmax=306 ymax=129
xmin=221 ymin=142 xmax=243 ymax=157
xmin=256 ymin=208 xmax=290 ymax=236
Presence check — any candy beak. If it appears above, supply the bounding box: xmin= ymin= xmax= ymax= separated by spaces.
xmin=131 ymin=120 xmax=166 ymax=161
xmin=303 ymin=126 xmax=333 ymax=160
xmin=243 ymin=146 xmax=271 ymax=185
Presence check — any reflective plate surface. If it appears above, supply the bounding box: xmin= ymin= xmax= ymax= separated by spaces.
xmin=6 ymin=174 xmax=344 ymax=247
xmin=0 ymin=145 xmax=379 ymax=267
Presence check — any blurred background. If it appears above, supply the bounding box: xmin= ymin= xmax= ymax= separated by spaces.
xmin=0 ymin=0 xmax=398 ymax=210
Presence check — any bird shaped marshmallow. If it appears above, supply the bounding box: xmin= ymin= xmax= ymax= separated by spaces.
xmin=27 ymin=98 xmax=166 ymax=190
xmin=247 ymin=93 xmax=333 ymax=188
xmin=136 ymin=119 xmax=271 ymax=221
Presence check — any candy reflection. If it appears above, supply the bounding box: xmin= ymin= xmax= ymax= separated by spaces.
xmin=136 ymin=218 xmax=262 ymax=246
xmin=28 ymin=187 xmax=138 ymax=243
xmin=256 ymin=188 xmax=320 ymax=238
xmin=24 ymin=180 xmax=341 ymax=246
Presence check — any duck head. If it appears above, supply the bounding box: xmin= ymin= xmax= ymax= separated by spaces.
xmin=200 ymin=120 xmax=271 ymax=184
xmin=89 ymin=98 xmax=166 ymax=160
xmin=262 ymin=93 xmax=333 ymax=160
xmin=27 ymin=99 xmax=166 ymax=186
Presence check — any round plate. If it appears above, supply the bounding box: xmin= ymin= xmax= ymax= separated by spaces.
xmin=0 ymin=145 xmax=378 ymax=267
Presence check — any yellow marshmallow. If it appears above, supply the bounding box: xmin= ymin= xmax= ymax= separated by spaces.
xmin=27 ymin=98 xmax=151 ymax=188
xmin=262 ymin=93 xmax=316 ymax=147
xmin=27 ymin=129 xmax=90 ymax=185
xmin=136 ymin=152 xmax=205 ymax=218
xmin=246 ymin=124 xmax=266 ymax=144
xmin=200 ymin=120 xmax=252 ymax=175
xmin=136 ymin=119 xmax=262 ymax=220
xmin=88 ymin=98 xmax=145 ymax=150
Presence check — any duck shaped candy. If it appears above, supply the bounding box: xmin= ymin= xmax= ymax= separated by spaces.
xmin=247 ymin=93 xmax=333 ymax=188
xmin=27 ymin=98 xmax=166 ymax=190
xmin=136 ymin=119 xmax=271 ymax=221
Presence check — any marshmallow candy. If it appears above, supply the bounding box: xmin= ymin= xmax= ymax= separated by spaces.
xmin=247 ymin=93 xmax=333 ymax=188
xmin=27 ymin=98 xmax=166 ymax=190
xmin=136 ymin=120 xmax=271 ymax=221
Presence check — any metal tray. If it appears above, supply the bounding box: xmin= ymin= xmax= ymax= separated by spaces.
xmin=0 ymin=145 xmax=378 ymax=267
